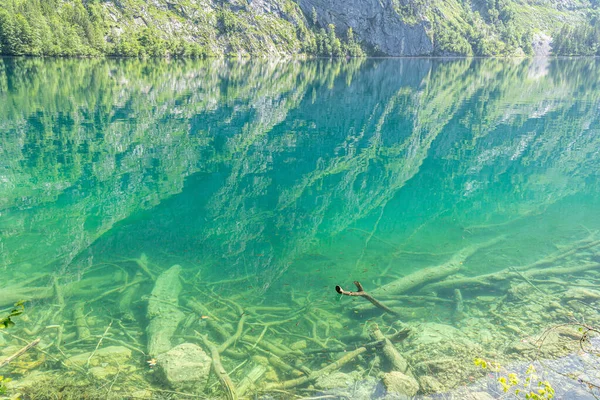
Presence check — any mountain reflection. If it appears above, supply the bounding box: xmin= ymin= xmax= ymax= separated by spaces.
xmin=1 ymin=57 xmax=599 ymax=288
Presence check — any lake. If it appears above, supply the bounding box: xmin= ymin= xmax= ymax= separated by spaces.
xmin=1 ymin=57 xmax=600 ymax=399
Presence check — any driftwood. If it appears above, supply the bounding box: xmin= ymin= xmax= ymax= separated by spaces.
xmin=186 ymin=299 xmax=231 ymax=341
xmin=201 ymin=335 xmax=238 ymax=400
xmin=118 ymin=272 xmax=144 ymax=321
xmin=369 ymin=324 xmax=408 ymax=373
xmin=0 ymin=338 xmax=41 ymax=368
xmin=454 ymin=289 xmax=465 ymax=320
xmin=515 ymin=237 xmax=600 ymax=272
xmin=374 ymin=237 xmax=503 ymax=297
xmin=420 ymin=236 xmax=600 ymax=293
xmin=133 ymin=253 xmax=156 ymax=281
xmin=147 ymin=265 xmax=184 ymax=356
xmin=336 ymin=281 xmax=399 ymax=316
xmin=73 ymin=302 xmax=91 ymax=340
xmin=267 ymin=355 xmax=309 ymax=376
xmin=242 ymin=335 xmax=299 ymax=358
xmin=0 ymin=287 xmax=53 ymax=307
xmin=53 ymin=276 xmax=65 ymax=310
xmin=264 ymin=346 xmax=367 ymax=391
xmin=238 ymin=364 xmax=266 ymax=397
xmin=0 ymin=275 xmax=119 ymax=307
xmin=219 ymin=314 xmax=247 ymax=353
xmin=423 ymin=260 xmax=600 ymax=294
xmin=353 ymin=237 xmax=503 ymax=312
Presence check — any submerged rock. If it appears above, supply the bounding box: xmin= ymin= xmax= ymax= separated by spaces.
xmin=382 ymin=371 xmax=419 ymax=397
xmin=402 ymin=323 xmax=484 ymax=390
xmin=315 ymin=371 xmax=354 ymax=390
xmin=563 ymin=287 xmax=600 ymax=302
xmin=155 ymin=343 xmax=211 ymax=392
xmin=418 ymin=375 xmax=444 ymax=393
xmin=88 ymin=365 xmax=119 ymax=380
xmin=66 ymin=345 xmax=132 ymax=368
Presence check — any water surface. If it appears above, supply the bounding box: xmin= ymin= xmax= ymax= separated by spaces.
xmin=1 ymin=57 xmax=600 ymax=399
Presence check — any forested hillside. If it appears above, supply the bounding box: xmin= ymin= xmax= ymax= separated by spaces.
xmin=0 ymin=0 xmax=597 ymax=57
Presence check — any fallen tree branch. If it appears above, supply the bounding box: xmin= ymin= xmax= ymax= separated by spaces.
xmin=218 ymin=313 xmax=247 ymax=353
xmin=369 ymin=324 xmax=408 ymax=373
xmin=200 ymin=334 xmax=238 ymax=400
xmin=423 ymin=262 xmax=600 ymax=293
xmin=264 ymin=346 xmax=367 ymax=391
xmin=336 ymin=281 xmax=399 ymax=316
xmin=0 ymin=338 xmax=41 ymax=368
xmin=354 ymin=236 xmax=505 ymax=313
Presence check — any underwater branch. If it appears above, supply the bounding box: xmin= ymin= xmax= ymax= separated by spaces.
xmin=336 ymin=281 xmax=399 ymax=316
xmin=0 ymin=338 xmax=41 ymax=369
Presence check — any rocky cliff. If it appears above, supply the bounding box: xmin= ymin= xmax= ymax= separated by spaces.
xmin=298 ymin=0 xmax=434 ymax=55
xmin=0 ymin=0 xmax=597 ymax=57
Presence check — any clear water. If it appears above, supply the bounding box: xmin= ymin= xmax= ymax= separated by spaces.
xmin=1 ymin=57 xmax=600 ymax=399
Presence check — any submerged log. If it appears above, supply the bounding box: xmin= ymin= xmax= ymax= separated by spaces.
xmin=147 ymin=265 xmax=184 ymax=357
xmin=423 ymin=261 xmax=600 ymax=294
xmin=354 ymin=237 xmax=503 ymax=312
xmin=264 ymin=346 xmax=367 ymax=391
xmin=118 ymin=272 xmax=144 ymax=322
xmin=201 ymin=335 xmax=238 ymax=400
xmin=238 ymin=364 xmax=267 ymax=397
xmin=369 ymin=324 xmax=409 ymax=373
xmin=0 ymin=287 xmax=53 ymax=308
xmin=73 ymin=302 xmax=91 ymax=340
xmin=0 ymin=275 xmax=120 ymax=307
xmin=0 ymin=338 xmax=41 ymax=368
xmin=373 ymin=237 xmax=503 ymax=297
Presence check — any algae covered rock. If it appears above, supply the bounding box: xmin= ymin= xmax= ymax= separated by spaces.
xmin=155 ymin=343 xmax=211 ymax=392
xmin=402 ymin=323 xmax=484 ymax=390
xmin=66 ymin=345 xmax=132 ymax=368
xmin=562 ymin=287 xmax=600 ymax=302
xmin=315 ymin=371 xmax=354 ymax=390
xmin=382 ymin=371 xmax=419 ymax=397
xmin=418 ymin=375 xmax=444 ymax=393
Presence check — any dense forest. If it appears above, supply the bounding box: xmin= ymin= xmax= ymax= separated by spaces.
xmin=0 ymin=0 xmax=597 ymax=57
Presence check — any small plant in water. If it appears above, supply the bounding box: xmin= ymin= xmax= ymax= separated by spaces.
xmin=0 ymin=375 xmax=11 ymax=395
xmin=0 ymin=300 xmax=25 ymax=329
xmin=474 ymin=359 xmax=555 ymax=399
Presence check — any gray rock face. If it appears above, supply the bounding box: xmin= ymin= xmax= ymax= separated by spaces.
xmin=298 ymin=0 xmax=433 ymax=56
xmin=155 ymin=343 xmax=212 ymax=392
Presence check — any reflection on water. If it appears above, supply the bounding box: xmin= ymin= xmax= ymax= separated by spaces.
xmin=1 ymin=57 xmax=600 ymax=399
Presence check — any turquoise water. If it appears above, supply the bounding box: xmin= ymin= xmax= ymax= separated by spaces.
xmin=1 ymin=57 xmax=600 ymax=399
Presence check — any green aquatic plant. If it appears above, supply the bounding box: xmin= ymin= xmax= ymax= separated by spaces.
xmin=474 ymin=359 xmax=555 ymax=399
xmin=0 ymin=375 xmax=10 ymax=395
xmin=0 ymin=300 xmax=24 ymax=329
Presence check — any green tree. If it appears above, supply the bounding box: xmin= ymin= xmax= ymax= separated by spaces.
xmin=0 ymin=9 xmax=17 ymax=55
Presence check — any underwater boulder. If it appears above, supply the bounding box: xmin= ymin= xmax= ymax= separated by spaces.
xmin=418 ymin=375 xmax=444 ymax=393
xmin=562 ymin=287 xmax=600 ymax=302
xmin=315 ymin=371 xmax=355 ymax=390
xmin=66 ymin=345 xmax=132 ymax=368
xmin=382 ymin=371 xmax=419 ymax=397
xmin=155 ymin=343 xmax=211 ymax=392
